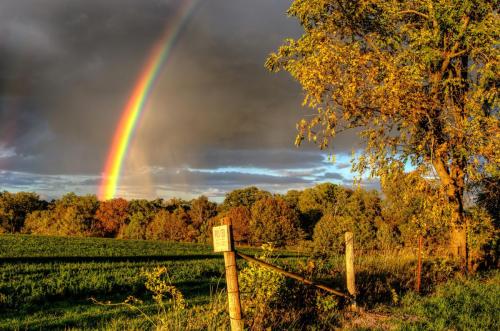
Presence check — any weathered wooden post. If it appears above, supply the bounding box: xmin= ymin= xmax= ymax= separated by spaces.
xmin=345 ymin=232 xmax=356 ymax=308
xmin=212 ymin=218 xmax=243 ymax=331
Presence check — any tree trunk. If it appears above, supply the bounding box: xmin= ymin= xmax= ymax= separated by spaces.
xmin=433 ymin=159 xmax=468 ymax=272
xmin=450 ymin=177 xmax=469 ymax=273
xmin=450 ymin=221 xmax=467 ymax=266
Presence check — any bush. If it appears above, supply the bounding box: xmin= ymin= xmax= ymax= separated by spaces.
xmin=96 ymin=266 xmax=229 ymax=331
xmin=239 ymin=244 xmax=341 ymax=330
xmin=239 ymin=245 xmax=287 ymax=329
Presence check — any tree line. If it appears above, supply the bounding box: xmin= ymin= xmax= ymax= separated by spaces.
xmin=0 ymin=173 xmax=497 ymax=267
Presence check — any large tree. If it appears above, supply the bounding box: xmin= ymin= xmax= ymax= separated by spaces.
xmin=221 ymin=186 xmax=271 ymax=211
xmin=0 ymin=191 xmax=46 ymax=233
xmin=267 ymin=0 xmax=498 ymax=269
xmin=95 ymin=198 xmax=129 ymax=237
xmin=250 ymin=197 xmax=302 ymax=246
xmin=24 ymin=193 xmax=99 ymax=236
xmin=189 ymin=195 xmax=218 ymax=230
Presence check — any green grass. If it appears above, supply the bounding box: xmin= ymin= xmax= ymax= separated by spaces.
xmin=395 ymin=271 xmax=500 ymax=330
xmin=0 ymin=234 xmax=217 ymax=258
xmin=0 ymin=235 xmax=302 ymax=330
xmin=1 ymin=235 xmax=497 ymax=330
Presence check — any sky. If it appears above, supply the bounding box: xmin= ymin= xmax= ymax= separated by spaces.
xmin=0 ymin=0 xmax=373 ymax=201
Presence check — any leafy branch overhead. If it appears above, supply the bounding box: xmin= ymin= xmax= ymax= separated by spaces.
xmin=266 ymin=0 xmax=498 ymax=185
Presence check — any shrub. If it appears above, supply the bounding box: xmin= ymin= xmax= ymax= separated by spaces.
xmin=239 ymin=245 xmax=287 ymax=329
xmin=94 ymin=266 xmax=229 ymax=331
xmin=466 ymin=207 xmax=498 ymax=270
xmin=239 ymin=244 xmax=341 ymax=330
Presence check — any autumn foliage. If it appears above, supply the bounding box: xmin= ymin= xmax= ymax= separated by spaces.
xmin=1 ymin=177 xmax=497 ymax=264
xmin=223 ymin=206 xmax=251 ymax=243
xmin=95 ymin=198 xmax=129 ymax=237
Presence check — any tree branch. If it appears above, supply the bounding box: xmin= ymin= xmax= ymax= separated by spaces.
xmin=440 ymin=16 xmax=471 ymax=76
xmin=398 ymin=10 xmax=429 ymax=19
xmin=448 ymin=49 xmax=468 ymax=59
xmin=432 ymin=157 xmax=455 ymax=198
xmin=426 ymin=1 xmax=439 ymax=37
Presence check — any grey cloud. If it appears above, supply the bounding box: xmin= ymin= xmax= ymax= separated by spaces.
xmin=319 ymin=172 xmax=345 ymax=181
xmin=140 ymin=168 xmax=311 ymax=187
xmin=0 ymin=0 xmax=363 ymax=198
xmin=160 ymin=149 xmax=329 ymax=170
xmin=0 ymin=170 xmax=99 ymax=199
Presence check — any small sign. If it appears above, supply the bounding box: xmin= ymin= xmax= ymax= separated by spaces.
xmin=213 ymin=225 xmax=231 ymax=252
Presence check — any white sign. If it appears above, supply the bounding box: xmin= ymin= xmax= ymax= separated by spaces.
xmin=213 ymin=225 xmax=231 ymax=252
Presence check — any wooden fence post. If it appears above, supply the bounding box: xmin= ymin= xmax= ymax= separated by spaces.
xmin=345 ymin=232 xmax=356 ymax=308
xmin=221 ymin=218 xmax=243 ymax=331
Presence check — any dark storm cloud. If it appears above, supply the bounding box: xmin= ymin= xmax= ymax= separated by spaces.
xmin=156 ymin=148 xmax=327 ymax=170
xmin=170 ymin=169 xmax=310 ymax=186
xmin=0 ymin=0 xmax=362 ymax=197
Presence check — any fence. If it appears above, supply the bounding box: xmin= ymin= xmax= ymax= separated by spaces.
xmin=213 ymin=218 xmax=358 ymax=331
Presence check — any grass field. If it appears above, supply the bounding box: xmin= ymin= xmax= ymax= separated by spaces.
xmin=2 ymin=235 xmax=498 ymax=330
xmin=0 ymin=235 xmax=307 ymax=330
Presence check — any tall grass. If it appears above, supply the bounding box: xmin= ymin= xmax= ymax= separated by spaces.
xmin=283 ymin=251 xmax=460 ymax=307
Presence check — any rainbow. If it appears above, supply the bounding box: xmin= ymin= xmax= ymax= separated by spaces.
xmin=99 ymin=0 xmax=199 ymax=200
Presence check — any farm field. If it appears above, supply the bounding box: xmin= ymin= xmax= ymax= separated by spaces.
xmin=0 ymin=235 xmax=304 ymax=330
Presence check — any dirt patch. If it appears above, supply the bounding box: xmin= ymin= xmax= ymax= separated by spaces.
xmin=340 ymin=310 xmax=398 ymax=330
